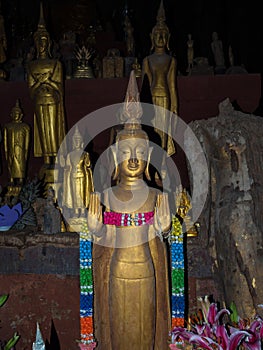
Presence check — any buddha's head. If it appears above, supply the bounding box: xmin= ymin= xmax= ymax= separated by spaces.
xmin=11 ymin=99 xmax=23 ymax=123
xmin=33 ymin=2 xmax=51 ymax=57
xmin=115 ymin=124 xmax=150 ymax=180
xmin=151 ymin=0 xmax=170 ymax=51
xmin=112 ymin=70 xmax=152 ymax=181
xmin=72 ymin=126 xmax=83 ymax=150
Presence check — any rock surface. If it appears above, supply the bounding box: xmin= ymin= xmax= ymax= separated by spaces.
xmin=188 ymin=98 xmax=263 ymax=318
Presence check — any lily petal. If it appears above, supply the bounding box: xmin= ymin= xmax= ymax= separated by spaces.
xmin=208 ymin=303 xmax=218 ymax=324
xmin=216 ymin=324 xmax=229 ymax=350
xmin=228 ymin=330 xmax=250 ymax=350
xmin=215 ymin=308 xmax=231 ymax=324
xmin=189 ymin=334 xmax=216 ymax=350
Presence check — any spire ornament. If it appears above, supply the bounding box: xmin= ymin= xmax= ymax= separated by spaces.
xmin=120 ymin=70 xmax=143 ymax=127
xmin=151 ymin=0 xmax=170 ymax=51
xmin=34 ymin=2 xmax=50 ymax=45
xmin=156 ymin=0 xmax=166 ymax=25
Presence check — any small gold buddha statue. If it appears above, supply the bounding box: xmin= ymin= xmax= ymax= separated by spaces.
xmin=27 ymin=2 xmax=66 ymax=180
xmin=3 ymin=99 xmax=30 ymax=196
xmin=175 ymin=185 xmax=198 ymax=237
xmin=73 ymin=45 xmax=94 ymax=78
xmin=102 ymin=48 xmax=124 ymax=78
xmin=186 ymin=33 xmax=194 ymax=74
xmin=61 ymin=126 xmax=94 ymax=232
xmin=142 ymin=0 xmax=178 ymax=157
xmin=132 ymin=57 xmax=142 ymax=78
xmin=124 ymin=15 xmax=135 ymax=57
xmin=88 ymin=70 xmax=171 ymax=349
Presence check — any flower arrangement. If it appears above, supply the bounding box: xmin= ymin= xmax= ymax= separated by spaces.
xmin=170 ymin=296 xmax=263 ymax=349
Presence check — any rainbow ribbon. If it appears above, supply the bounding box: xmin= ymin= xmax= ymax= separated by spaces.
xmin=170 ymin=215 xmax=185 ymax=327
xmin=79 ymin=224 xmax=94 ymax=346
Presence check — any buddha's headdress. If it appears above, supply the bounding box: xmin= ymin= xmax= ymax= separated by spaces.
xmin=72 ymin=125 xmax=83 ymax=146
xmin=33 ymin=2 xmax=50 ymax=44
xmin=117 ymin=70 xmax=148 ymax=141
xmin=11 ymin=99 xmax=23 ymax=118
xmin=152 ymin=0 xmax=169 ymax=35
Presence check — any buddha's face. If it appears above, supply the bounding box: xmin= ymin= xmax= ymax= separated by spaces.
xmin=152 ymin=27 xmax=169 ymax=49
xmin=117 ymin=137 xmax=148 ymax=178
xmin=11 ymin=109 xmax=22 ymax=122
xmin=35 ymin=34 xmax=49 ymax=54
xmin=73 ymin=137 xmax=82 ymax=149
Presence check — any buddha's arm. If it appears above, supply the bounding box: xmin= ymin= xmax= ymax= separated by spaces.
xmin=88 ymin=192 xmax=104 ymax=237
xmin=83 ymin=152 xmax=95 ymax=192
xmin=3 ymin=127 xmax=9 ymax=161
xmin=43 ymin=61 xmax=63 ymax=95
xmin=142 ymin=57 xmax=152 ymax=87
xmin=154 ymin=192 xmax=171 ymax=236
xmin=167 ymin=58 xmax=178 ymax=114
xmin=24 ymin=125 xmax=30 ymax=160
xmin=27 ymin=67 xmax=42 ymax=99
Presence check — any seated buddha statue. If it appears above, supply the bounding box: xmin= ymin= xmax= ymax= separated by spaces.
xmin=88 ymin=71 xmax=171 ymax=349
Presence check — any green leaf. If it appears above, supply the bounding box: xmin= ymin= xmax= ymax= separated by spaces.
xmin=229 ymin=301 xmax=239 ymax=324
xmin=0 ymin=294 xmax=8 ymax=307
xmin=4 ymin=332 xmax=20 ymax=350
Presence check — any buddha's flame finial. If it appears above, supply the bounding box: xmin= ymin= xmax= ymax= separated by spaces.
xmin=11 ymin=99 xmax=22 ymax=116
xmin=73 ymin=125 xmax=83 ymax=141
xmin=38 ymin=2 xmax=46 ymax=30
xmin=120 ymin=70 xmax=143 ymax=127
xmin=156 ymin=0 xmax=166 ymax=25
xmin=34 ymin=1 xmax=49 ymax=42
xmin=152 ymin=0 xmax=169 ymax=37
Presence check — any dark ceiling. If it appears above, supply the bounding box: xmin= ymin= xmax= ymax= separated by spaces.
xmin=1 ymin=0 xmax=262 ymax=74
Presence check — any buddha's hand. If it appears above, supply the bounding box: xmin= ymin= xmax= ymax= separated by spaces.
xmin=154 ymin=192 xmax=171 ymax=238
xmin=39 ymin=72 xmax=50 ymax=83
xmin=88 ymin=192 xmax=103 ymax=235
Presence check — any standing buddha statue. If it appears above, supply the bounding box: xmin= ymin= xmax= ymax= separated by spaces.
xmin=88 ymin=71 xmax=171 ymax=349
xmin=27 ymin=2 xmax=66 ymax=181
xmin=142 ymin=0 xmax=178 ymax=158
xmin=61 ymin=125 xmax=94 ymax=232
xmin=3 ymin=99 xmax=30 ymax=195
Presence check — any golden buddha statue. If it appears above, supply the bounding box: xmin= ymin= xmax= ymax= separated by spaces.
xmin=132 ymin=57 xmax=142 ymax=78
xmin=27 ymin=2 xmax=66 ymax=169
xmin=74 ymin=45 xmax=94 ymax=79
xmin=3 ymin=99 xmax=30 ymax=190
xmin=88 ymin=71 xmax=171 ymax=349
xmin=124 ymin=15 xmax=135 ymax=56
xmin=102 ymin=48 xmax=124 ymax=78
xmin=175 ymin=185 xmax=198 ymax=237
xmin=142 ymin=0 xmax=178 ymax=157
xmin=61 ymin=126 xmax=94 ymax=231
xmin=186 ymin=33 xmax=194 ymax=74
